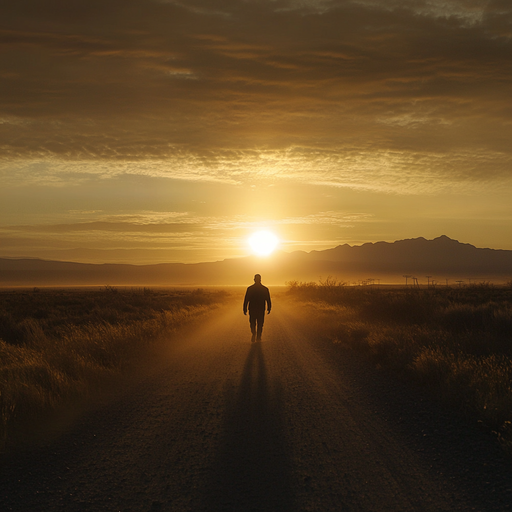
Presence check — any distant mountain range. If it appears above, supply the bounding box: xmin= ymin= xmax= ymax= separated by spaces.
xmin=1 ymin=236 xmax=511 ymax=287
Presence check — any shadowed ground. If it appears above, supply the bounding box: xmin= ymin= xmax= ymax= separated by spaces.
xmin=203 ymin=341 xmax=295 ymax=511
xmin=1 ymin=299 xmax=512 ymax=511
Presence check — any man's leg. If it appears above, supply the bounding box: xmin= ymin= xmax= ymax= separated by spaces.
xmin=256 ymin=311 xmax=265 ymax=340
xmin=249 ymin=313 xmax=257 ymax=342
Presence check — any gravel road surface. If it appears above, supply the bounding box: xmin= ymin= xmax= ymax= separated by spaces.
xmin=1 ymin=298 xmax=512 ymax=511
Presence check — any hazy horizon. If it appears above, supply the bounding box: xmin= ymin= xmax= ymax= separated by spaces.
xmin=2 ymin=235 xmax=511 ymax=289
xmin=0 ymin=234 xmax=508 ymax=266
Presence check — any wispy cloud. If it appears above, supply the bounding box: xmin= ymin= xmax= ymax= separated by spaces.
xmin=2 ymin=147 xmax=511 ymax=195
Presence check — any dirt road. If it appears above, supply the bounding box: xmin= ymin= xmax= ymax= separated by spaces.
xmin=1 ymin=298 xmax=512 ymax=511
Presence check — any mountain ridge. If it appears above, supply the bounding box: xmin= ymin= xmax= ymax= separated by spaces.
xmin=1 ymin=236 xmax=511 ymax=286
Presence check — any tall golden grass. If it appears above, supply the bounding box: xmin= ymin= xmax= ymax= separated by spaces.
xmin=0 ymin=287 xmax=226 ymax=450
xmin=287 ymin=280 xmax=512 ymax=451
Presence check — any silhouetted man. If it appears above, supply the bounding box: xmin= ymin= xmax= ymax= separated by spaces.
xmin=243 ymin=274 xmax=271 ymax=342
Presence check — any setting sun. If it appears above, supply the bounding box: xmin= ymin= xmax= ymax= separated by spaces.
xmin=248 ymin=230 xmax=279 ymax=256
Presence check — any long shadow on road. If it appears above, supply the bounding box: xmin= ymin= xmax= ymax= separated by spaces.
xmin=202 ymin=342 xmax=295 ymax=512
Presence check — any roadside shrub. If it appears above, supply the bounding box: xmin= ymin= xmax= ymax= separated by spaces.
xmin=441 ymin=303 xmax=512 ymax=340
xmin=0 ymin=312 xmax=25 ymax=345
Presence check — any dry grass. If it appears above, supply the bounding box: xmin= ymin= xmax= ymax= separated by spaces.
xmin=287 ymin=280 xmax=512 ymax=451
xmin=0 ymin=287 xmax=227 ymax=450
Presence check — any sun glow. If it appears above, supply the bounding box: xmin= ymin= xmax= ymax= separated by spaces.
xmin=248 ymin=230 xmax=279 ymax=256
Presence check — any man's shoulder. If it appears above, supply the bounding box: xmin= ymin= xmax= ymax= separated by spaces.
xmin=246 ymin=283 xmax=269 ymax=292
xmin=259 ymin=284 xmax=270 ymax=295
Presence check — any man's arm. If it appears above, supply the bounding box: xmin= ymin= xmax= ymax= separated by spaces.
xmin=266 ymin=288 xmax=272 ymax=313
xmin=243 ymin=289 xmax=249 ymax=315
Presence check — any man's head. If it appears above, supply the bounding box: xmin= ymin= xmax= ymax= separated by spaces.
xmin=254 ymin=274 xmax=262 ymax=283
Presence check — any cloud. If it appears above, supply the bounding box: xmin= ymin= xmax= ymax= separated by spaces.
xmin=2 ymin=146 xmax=511 ymax=196
xmin=0 ymin=0 xmax=510 ymax=193
xmin=0 ymin=206 xmax=373 ymax=263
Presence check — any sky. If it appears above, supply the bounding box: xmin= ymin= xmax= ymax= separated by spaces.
xmin=1 ymin=0 xmax=511 ymax=264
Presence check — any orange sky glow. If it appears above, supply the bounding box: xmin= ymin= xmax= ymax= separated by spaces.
xmin=1 ymin=1 xmax=511 ymax=264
